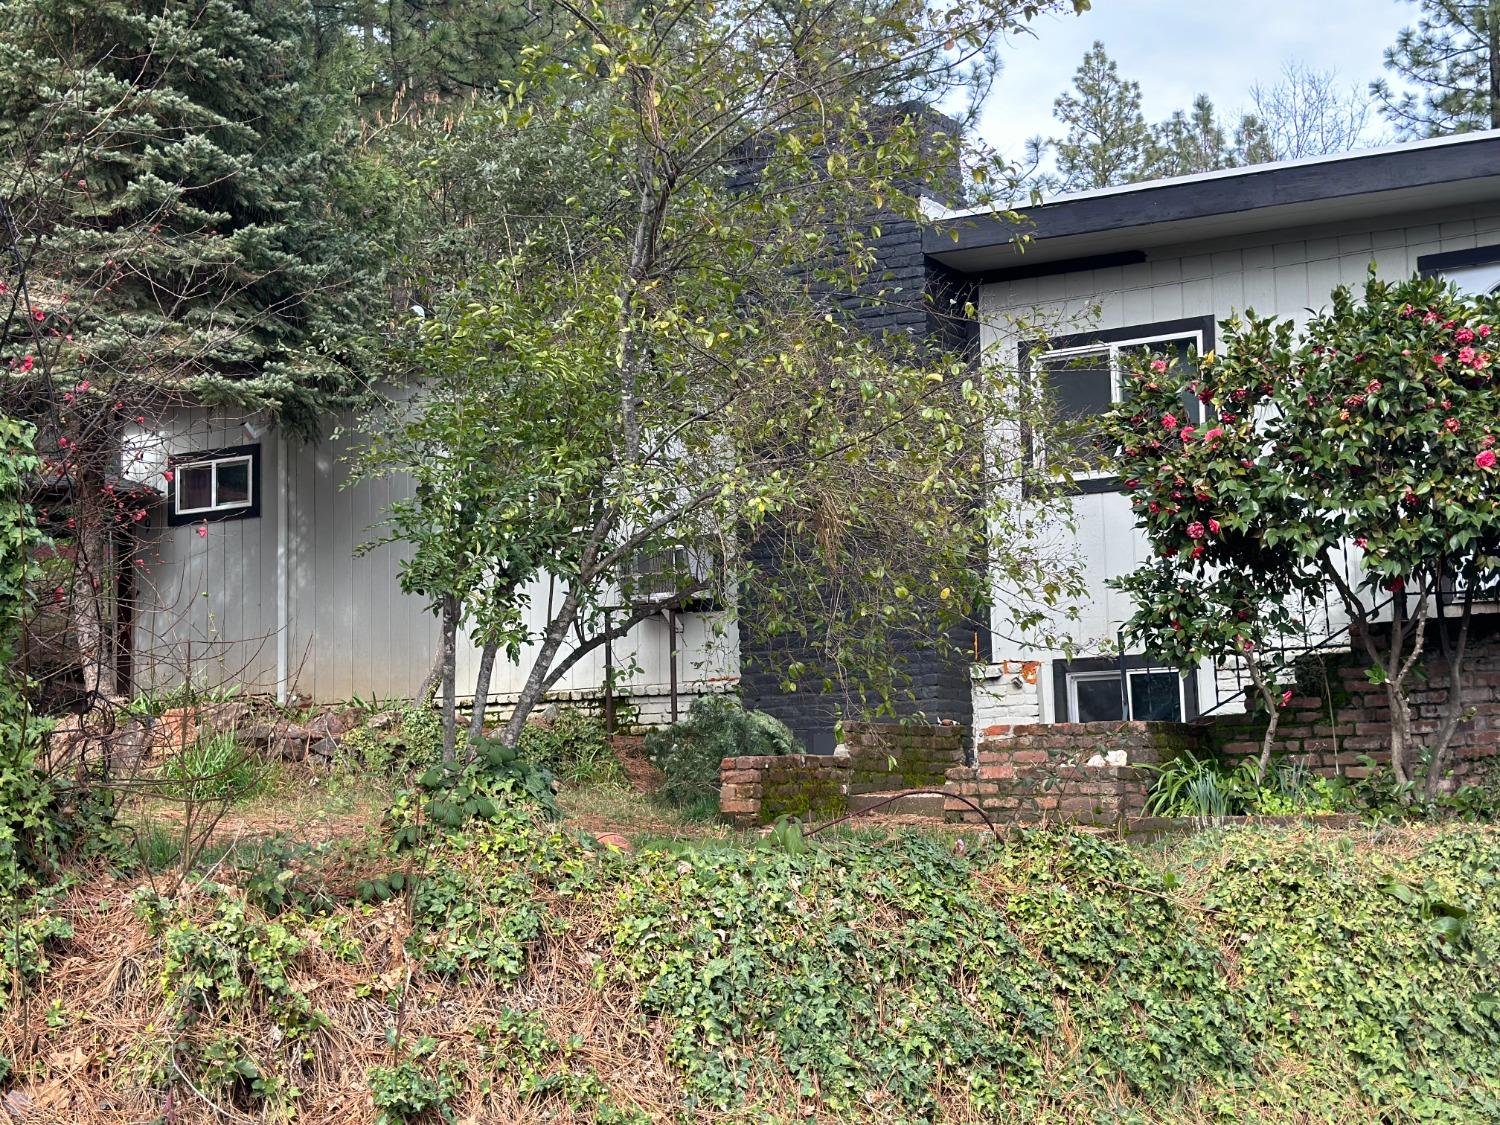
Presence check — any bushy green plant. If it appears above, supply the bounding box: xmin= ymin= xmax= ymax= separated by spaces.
xmin=369 ymin=1037 xmax=460 ymax=1124
xmin=0 ymin=885 xmax=74 ymax=1011
xmin=516 ymin=710 xmax=623 ymax=785
xmin=156 ymin=731 xmax=263 ymax=803
xmin=644 ymin=695 xmax=800 ymax=807
xmin=1146 ymin=751 xmax=1355 ymax=820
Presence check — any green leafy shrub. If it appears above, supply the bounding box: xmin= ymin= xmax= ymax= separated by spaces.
xmin=369 ymin=1037 xmax=460 ymax=1124
xmin=516 ymin=710 xmax=623 ymax=785
xmin=644 ymin=695 xmax=799 ymax=806
xmin=157 ymin=731 xmax=264 ymax=803
xmin=389 ymin=735 xmax=556 ymax=852
xmin=0 ymin=885 xmax=74 ymax=1011
xmin=1146 ymin=750 xmax=1354 ymax=819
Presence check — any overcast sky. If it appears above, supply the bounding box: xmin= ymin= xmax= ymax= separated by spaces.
xmin=977 ymin=0 xmax=1417 ymax=162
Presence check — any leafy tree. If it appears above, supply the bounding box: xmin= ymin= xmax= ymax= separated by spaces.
xmin=362 ymin=0 xmax=1088 ymax=753
xmin=0 ymin=0 xmax=379 ymax=695
xmin=1374 ymin=0 xmax=1500 ymax=135
xmin=1106 ymin=273 xmax=1500 ymax=796
xmin=1048 ymin=41 xmax=1152 ymax=190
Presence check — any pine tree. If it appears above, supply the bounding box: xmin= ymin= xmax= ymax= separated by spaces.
xmin=1049 ymin=42 xmax=1152 ymax=191
xmin=0 ymin=0 xmax=376 ymax=435
xmin=1374 ymin=0 xmax=1500 ymax=136
xmin=1145 ymin=94 xmax=1236 ymax=178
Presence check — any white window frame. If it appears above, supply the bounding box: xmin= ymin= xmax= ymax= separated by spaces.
xmin=174 ymin=453 xmax=254 ymax=516
xmin=1066 ymin=667 xmax=1185 ymax=723
xmin=1033 ymin=327 xmax=1207 ymax=480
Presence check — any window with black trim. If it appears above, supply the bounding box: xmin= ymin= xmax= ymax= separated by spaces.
xmin=1024 ymin=316 xmax=1215 ymax=492
xmin=1053 ymin=654 xmax=1197 ymax=723
xmin=168 ymin=443 xmax=261 ymax=524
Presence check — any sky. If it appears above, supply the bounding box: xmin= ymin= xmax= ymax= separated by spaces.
xmin=977 ymin=0 xmax=1417 ymax=163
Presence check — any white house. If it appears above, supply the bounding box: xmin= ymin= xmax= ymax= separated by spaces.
xmin=115 ymin=129 xmax=1500 ymax=744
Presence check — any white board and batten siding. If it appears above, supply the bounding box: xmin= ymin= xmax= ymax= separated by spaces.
xmin=127 ymin=408 xmax=735 ymax=710
xmin=977 ymin=198 xmax=1500 ymax=727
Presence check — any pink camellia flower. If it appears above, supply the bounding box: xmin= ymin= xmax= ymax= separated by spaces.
xmin=1202 ymin=426 xmax=1224 ymax=443
xmin=1443 ymin=398 xmax=1454 ymax=410
xmin=1459 ymin=346 xmax=1479 ymax=367
xmin=1477 ymin=449 xmax=1498 ymax=469
xmin=1484 ymin=434 xmax=1497 ymax=449
xmin=1456 ymin=327 xmax=1476 ymax=345
xmin=1207 ymin=518 xmax=1221 ymax=534
xmin=31 ymin=308 xmax=44 ymax=321
xmin=1148 ymin=501 xmax=1161 ymax=514
xmin=1423 ymin=311 xmax=1440 ymax=324
xmin=1162 ymin=413 xmax=1178 ymax=431
xmin=1355 ymin=537 xmax=1368 ymax=548
xmin=162 ymin=469 xmax=174 ymax=483
xmin=1150 ymin=358 xmax=1168 ymax=374
xmin=1240 ymin=458 xmax=1255 ymax=468
xmin=1445 ymin=417 xmax=1461 ymax=433
xmin=1186 ymin=521 xmax=1206 ymax=540
xmin=196 ymin=524 xmax=209 ymax=539
xmin=76 ymin=380 xmax=89 ymax=392
xmin=1124 ymin=477 xmax=1140 ymax=489
xmin=1433 ymin=353 xmax=1449 ymax=366
xmin=1400 ymin=304 xmax=1415 ymax=318
xmin=1480 ymin=325 xmax=1493 ymax=338
xmin=1366 ymin=379 xmax=1382 ymax=394
xmin=1280 ymin=689 xmax=1294 ymax=707
xmin=1180 ymin=425 xmax=1196 ymax=441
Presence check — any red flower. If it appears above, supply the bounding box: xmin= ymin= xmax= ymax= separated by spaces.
xmin=1150 ymin=358 xmax=1168 ymax=374
xmin=1186 ymin=521 xmax=1206 ymax=540
xmin=1190 ymin=545 xmax=1205 ymax=559
xmin=1460 ymin=346 xmax=1479 ymax=367
xmin=162 ymin=469 xmax=174 ymax=483
xmin=1162 ymin=413 xmax=1179 ymax=431
xmin=31 ymin=308 xmax=44 ymax=321
xmin=1444 ymin=417 xmax=1460 ymax=433
xmin=196 ymin=524 xmax=209 ymax=538
xmin=1400 ymin=304 xmax=1415 ymax=318
xmin=1484 ymin=434 xmax=1497 ymax=449
xmin=1456 ymin=327 xmax=1476 ymax=345
xmin=1201 ymin=426 xmax=1224 ymax=443
xmin=1476 ymin=449 xmax=1498 ymax=469
xmin=1433 ymin=353 xmax=1449 ymax=366
xmin=1180 ymin=425 xmax=1196 ymax=441
xmin=1207 ymin=518 xmax=1221 ymax=534
xmin=1280 ymin=689 xmax=1293 ymax=707
xmin=1480 ymin=325 xmax=1493 ymax=339
xmin=1355 ymin=537 xmax=1368 ymax=548
xmin=1124 ymin=478 xmax=1140 ymax=489
xmin=1366 ymin=379 xmax=1382 ymax=394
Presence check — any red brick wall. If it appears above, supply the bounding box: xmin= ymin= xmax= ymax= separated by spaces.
xmin=945 ymin=721 xmax=1197 ymax=826
xmin=1208 ymin=643 xmax=1500 ymax=783
xmin=840 ymin=721 xmax=967 ymax=795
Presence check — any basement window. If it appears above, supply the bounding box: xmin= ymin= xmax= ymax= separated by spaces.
xmin=1067 ymin=668 xmax=1184 ymax=723
xmin=169 ymin=444 xmax=260 ymax=524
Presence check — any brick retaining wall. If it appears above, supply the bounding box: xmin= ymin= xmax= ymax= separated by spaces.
xmin=1207 ymin=645 xmax=1500 ymax=784
xmin=841 ymin=721 xmax=967 ymax=794
xmin=719 ymin=721 xmax=967 ymax=825
xmin=945 ymin=721 xmax=1197 ymax=826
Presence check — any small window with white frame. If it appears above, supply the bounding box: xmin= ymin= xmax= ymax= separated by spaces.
xmin=168 ymin=443 xmax=260 ymax=525
xmin=1027 ymin=316 xmax=1213 ymax=486
xmin=1066 ymin=667 xmax=1185 ymax=723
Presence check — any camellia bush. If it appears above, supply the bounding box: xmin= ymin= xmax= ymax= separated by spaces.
xmin=1104 ymin=271 xmax=1500 ymax=795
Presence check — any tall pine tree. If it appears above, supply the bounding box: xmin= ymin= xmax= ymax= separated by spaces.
xmin=1375 ymin=0 xmax=1500 ymax=135
xmin=1048 ymin=41 xmax=1151 ymax=191
xmin=0 ymin=0 xmax=376 ymax=435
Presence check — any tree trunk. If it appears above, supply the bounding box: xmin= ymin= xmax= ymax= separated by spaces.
xmin=72 ymin=468 xmax=115 ymax=699
xmin=440 ymin=593 xmax=458 ymax=761
xmin=500 ymin=588 xmax=580 ymax=748
xmin=467 ymin=640 xmax=498 ymax=745
xmin=1389 ymin=687 xmax=1414 ymax=787
xmin=1247 ymin=659 xmax=1280 ymax=785
xmin=1490 ymin=2 xmax=1500 ymax=129
xmin=1427 ymin=576 xmax=1476 ymax=799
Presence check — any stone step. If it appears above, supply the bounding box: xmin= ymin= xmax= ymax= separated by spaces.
xmin=848 ymin=791 xmax=946 ymax=817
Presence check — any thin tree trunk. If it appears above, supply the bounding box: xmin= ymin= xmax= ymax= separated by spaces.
xmin=72 ymin=469 xmax=115 ymax=699
xmin=440 ymin=594 xmax=458 ymax=761
xmin=1246 ymin=659 xmax=1281 ymax=785
xmin=1427 ymin=574 xmax=1476 ymax=799
xmin=1490 ymin=2 xmax=1500 ymax=129
xmin=467 ymin=640 xmax=498 ymax=746
xmin=415 ymin=650 xmax=443 ymax=707
xmin=501 ymin=588 xmax=580 ymax=748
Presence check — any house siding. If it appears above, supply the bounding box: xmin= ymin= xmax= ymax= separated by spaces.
xmin=128 ymin=407 xmax=735 ymax=707
xmin=979 ymin=198 xmax=1500 ymax=721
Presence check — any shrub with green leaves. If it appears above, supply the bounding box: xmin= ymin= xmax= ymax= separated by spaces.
xmin=156 ymin=731 xmax=264 ymax=803
xmin=643 ymin=695 xmax=800 ymax=806
xmin=516 ymin=710 xmax=623 ymax=785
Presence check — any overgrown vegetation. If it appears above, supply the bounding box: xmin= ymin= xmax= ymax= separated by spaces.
xmin=516 ymin=711 xmax=624 ymax=786
xmin=5 ymin=764 xmax=1500 ymax=1122
xmin=644 ymin=695 xmax=801 ymax=807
